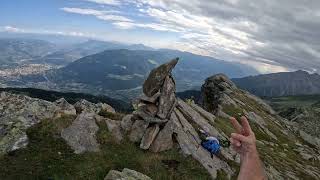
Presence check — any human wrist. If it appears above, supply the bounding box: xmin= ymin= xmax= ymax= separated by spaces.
xmin=241 ymin=144 xmax=259 ymax=162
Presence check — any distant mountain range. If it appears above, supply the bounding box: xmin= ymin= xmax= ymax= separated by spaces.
xmin=0 ymin=38 xmax=154 ymax=66
xmin=0 ymin=37 xmax=259 ymax=100
xmin=34 ymin=40 xmax=154 ymax=65
xmin=22 ymin=49 xmax=257 ymax=94
xmin=0 ymin=38 xmax=57 ymax=67
xmin=232 ymin=70 xmax=320 ymax=97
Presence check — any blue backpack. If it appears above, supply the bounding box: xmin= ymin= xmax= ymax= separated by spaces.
xmin=201 ymin=140 xmax=220 ymax=155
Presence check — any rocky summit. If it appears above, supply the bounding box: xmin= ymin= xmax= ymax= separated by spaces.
xmin=0 ymin=59 xmax=320 ymax=179
xmin=200 ymin=73 xmax=320 ymax=179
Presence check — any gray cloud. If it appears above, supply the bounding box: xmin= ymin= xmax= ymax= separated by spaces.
xmin=135 ymin=0 xmax=320 ymax=73
xmin=60 ymin=0 xmax=320 ymax=73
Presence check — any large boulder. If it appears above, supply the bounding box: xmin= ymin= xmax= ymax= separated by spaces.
xmin=200 ymin=73 xmax=237 ymax=112
xmin=143 ymin=58 xmax=179 ymax=97
xmin=61 ymin=112 xmax=100 ymax=154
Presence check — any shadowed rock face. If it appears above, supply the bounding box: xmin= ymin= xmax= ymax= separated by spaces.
xmin=143 ymin=58 xmax=178 ymax=97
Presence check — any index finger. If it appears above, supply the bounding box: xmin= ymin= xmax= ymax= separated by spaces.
xmin=230 ymin=117 xmax=242 ymax=133
xmin=241 ymin=116 xmax=252 ymax=135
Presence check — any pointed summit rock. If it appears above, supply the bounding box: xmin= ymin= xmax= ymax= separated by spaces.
xmin=143 ymin=58 xmax=179 ymax=97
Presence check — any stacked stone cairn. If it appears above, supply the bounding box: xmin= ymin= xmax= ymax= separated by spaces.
xmin=121 ymin=58 xmax=234 ymax=179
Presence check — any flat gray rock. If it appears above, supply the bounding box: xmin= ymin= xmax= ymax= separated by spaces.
xmin=139 ymin=92 xmax=161 ymax=103
xmin=105 ymin=119 xmax=123 ymax=143
xmin=140 ymin=124 xmax=160 ymax=150
xmin=121 ymin=114 xmax=134 ymax=132
xmin=129 ymin=120 xmax=149 ymax=143
xmin=104 ymin=170 xmax=124 ymax=180
xmin=61 ymin=112 xmax=100 ymax=154
xmin=157 ymin=76 xmax=176 ymax=119
xmin=134 ymin=109 xmax=168 ymax=124
xmin=104 ymin=168 xmax=152 ymax=180
xmin=189 ymin=102 xmax=216 ymax=124
xmin=122 ymin=168 xmax=152 ymax=180
xmin=174 ymin=108 xmax=201 ymax=145
xmin=172 ymin=111 xmax=233 ymax=179
xmin=177 ymin=98 xmax=220 ymax=137
xmin=149 ymin=119 xmax=174 ymax=152
xmin=143 ymin=58 xmax=179 ymax=97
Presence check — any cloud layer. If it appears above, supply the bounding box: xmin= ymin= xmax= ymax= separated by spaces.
xmin=28 ymin=1 xmax=320 ymax=73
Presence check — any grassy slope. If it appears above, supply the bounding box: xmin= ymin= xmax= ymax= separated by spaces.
xmin=265 ymin=94 xmax=320 ymax=111
xmin=212 ymin=90 xmax=320 ymax=179
xmin=0 ymin=114 xmax=211 ymax=180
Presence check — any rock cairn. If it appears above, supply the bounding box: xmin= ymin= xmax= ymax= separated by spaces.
xmin=125 ymin=58 xmax=178 ymax=152
xmin=121 ymin=58 xmax=234 ymax=179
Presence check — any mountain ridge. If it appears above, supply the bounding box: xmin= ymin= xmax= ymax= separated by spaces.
xmin=232 ymin=70 xmax=320 ymax=97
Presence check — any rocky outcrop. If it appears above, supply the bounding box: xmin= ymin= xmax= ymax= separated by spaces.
xmin=74 ymin=99 xmax=115 ymax=114
xmin=0 ymin=92 xmax=75 ymax=154
xmin=104 ymin=168 xmax=152 ymax=180
xmin=61 ymin=112 xmax=100 ymax=154
xmin=54 ymin=98 xmax=77 ymax=118
xmin=0 ymin=91 xmax=116 ymax=155
xmin=200 ymin=73 xmax=320 ymax=179
xmin=299 ymin=130 xmax=320 ymax=149
xmin=200 ymin=74 xmax=237 ymax=113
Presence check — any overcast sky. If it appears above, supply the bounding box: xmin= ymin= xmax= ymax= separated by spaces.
xmin=1 ymin=0 xmax=320 ymax=73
